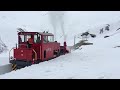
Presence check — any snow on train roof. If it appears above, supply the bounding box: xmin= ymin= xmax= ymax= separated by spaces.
xmin=38 ymin=32 xmax=54 ymax=35
xmin=18 ymin=32 xmax=54 ymax=36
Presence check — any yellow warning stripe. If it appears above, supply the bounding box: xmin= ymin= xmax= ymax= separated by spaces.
xmin=12 ymin=64 xmax=17 ymax=71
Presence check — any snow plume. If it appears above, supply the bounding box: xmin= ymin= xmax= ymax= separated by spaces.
xmin=0 ymin=36 xmax=7 ymax=54
xmin=49 ymin=11 xmax=66 ymax=41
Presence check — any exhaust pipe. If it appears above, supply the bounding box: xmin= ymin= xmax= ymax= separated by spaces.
xmin=64 ymin=41 xmax=70 ymax=54
xmin=64 ymin=41 xmax=67 ymax=54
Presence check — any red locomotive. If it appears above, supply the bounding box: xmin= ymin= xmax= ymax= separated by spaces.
xmin=9 ymin=31 xmax=69 ymax=70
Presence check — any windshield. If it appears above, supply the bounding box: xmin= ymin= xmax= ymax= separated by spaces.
xmin=19 ymin=34 xmax=41 ymax=43
xmin=19 ymin=35 xmax=32 ymax=43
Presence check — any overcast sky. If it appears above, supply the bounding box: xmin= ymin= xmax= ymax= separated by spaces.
xmin=0 ymin=11 xmax=120 ymax=27
xmin=0 ymin=11 xmax=120 ymax=35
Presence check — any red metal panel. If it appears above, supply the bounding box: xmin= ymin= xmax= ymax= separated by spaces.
xmin=14 ymin=48 xmax=32 ymax=61
xmin=33 ymin=44 xmax=40 ymax=60
xmin=41 ymin=42 xmax=60 ymax=61
xmin=25 ymin=49 xmax=32 ymax=61
xmin=40 ymin=46 xmax=42 ymax=60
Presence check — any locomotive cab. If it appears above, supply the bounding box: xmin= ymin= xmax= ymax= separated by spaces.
xmin=9 ymin=32 xmax=61 ymax=70
xmin=18 ymin=32 xmax=41 ymax=48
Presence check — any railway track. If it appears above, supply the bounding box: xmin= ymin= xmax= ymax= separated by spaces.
xmin=0 ymin=64 xmax=12 ymax=75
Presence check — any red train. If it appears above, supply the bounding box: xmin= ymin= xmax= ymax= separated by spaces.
xmin=9 ymin=31 xmax=69 ymax=70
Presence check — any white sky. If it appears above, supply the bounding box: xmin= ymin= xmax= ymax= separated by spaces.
xmin=0 ymin=11 xmax=120 ymax=28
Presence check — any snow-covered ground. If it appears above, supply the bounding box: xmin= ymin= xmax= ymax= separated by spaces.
xmin=1 ymin=11 xmax=120 ymax=78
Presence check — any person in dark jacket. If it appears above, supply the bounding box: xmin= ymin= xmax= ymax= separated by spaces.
xmin=100 ymin=28 xmax=103 ymax=34
xmin=105 ymin=25 xmax=110 ymax=31
xmin=27 ymin=35 xmax=33 ymax=48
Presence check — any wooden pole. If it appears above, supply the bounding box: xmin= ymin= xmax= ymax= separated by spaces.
xmin=74 ymin=35 xmax=76 ymax=46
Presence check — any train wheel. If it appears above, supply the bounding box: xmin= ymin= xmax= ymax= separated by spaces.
xmin=16 ymin=65 xmax=24 ymax=69
xmin=12 ymin=64 xmax=17 ymax=71
xmin=56 ymin=51 xmax=60 ymax=57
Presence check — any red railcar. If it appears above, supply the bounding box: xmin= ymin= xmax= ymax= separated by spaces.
xmin=9 ymin=32 xmax=68 ymax=69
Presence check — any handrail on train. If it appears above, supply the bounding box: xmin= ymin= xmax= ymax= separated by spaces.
xmin=9 ymin=47 xmax=16 ymax=62
xmin=32 ymin=49 xmax=37 ymax=61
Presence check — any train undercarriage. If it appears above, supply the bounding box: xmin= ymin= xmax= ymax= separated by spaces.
xmin=10 ymin=47 xmax=69 ymax=70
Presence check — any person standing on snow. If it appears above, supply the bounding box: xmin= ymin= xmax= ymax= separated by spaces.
xmin=100 ymin=28 xmax=104 ymax=34
xmin=105 ymin=25 xmax=110 ymax=31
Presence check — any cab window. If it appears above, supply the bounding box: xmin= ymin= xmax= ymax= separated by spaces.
xmin=19 ymin=35 xmax=24 ymax=42
xmin=34 ymin=34 xmax=41 ymax=43
xmin=48 ymin=36 xmax=54 ymax=42
xmin=34 ymin=35 xmax=37 ymax=43
xmin=43 ymin=36 xmax=48 ymax=43
xmin=25 ymin=35 xmax=31 ymax=42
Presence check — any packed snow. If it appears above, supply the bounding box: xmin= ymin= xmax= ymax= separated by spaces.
xmin=0 ymin=11 xmax=120 ymax=79
xmin=1 ymin=31 xmax=120 ymax=79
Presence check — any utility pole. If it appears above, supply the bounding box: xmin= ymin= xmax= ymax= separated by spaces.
xmin=74 ymin=35 xmax=76 ymax=46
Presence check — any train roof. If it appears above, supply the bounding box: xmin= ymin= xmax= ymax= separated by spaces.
xmin=39 ymin=32 xmax=54 ymax=36
xmin=18 ymin=32 xmax=54 ymax=36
